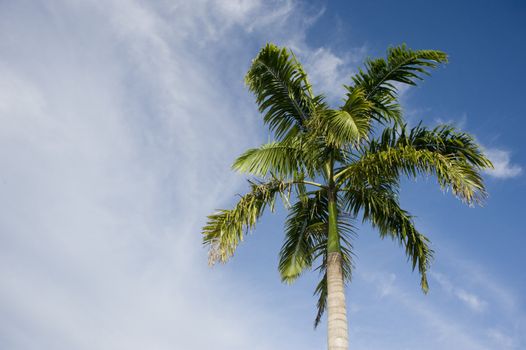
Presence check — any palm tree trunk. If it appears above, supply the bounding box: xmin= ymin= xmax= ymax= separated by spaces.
xmin=327 ymin=189 xmax=348 ymax=350
xmin=327 ymin=251 xmax=348 ymax=350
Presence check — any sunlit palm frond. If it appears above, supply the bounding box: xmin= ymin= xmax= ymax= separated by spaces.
xmin=245 ymin=43 xmax=318 ymax=140
xmin=301 ymin=89 xmax=372 ymax=155
xmin=339 ymin=87 xmax=373 ymax=138
xmin=347 ymin=44 xmax=448 ymax=124
xmin=336 ymin=124 xmax=491 ymax=205
xmin=203 ymin=178 xmax=293 ymax=265
xmin=393 ymin=123 xmax=493 ymax=169
xmin=339 ymin=147 xmax=485 ymax=205
xmin=312 ymin=108 xmax=367 ymax=149
xmin=232 ymin=140 xmax=306 ymax=178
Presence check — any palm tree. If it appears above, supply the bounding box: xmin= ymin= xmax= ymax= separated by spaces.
xmin=202 ymin=43 xmax=492 ymax=350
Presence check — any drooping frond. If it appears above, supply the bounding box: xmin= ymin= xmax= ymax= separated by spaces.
xmin=203 ymin=178 xmax=293 ymax=265
xmin=340 ymin=148 xmax=484 ymax=205
xmin=387 ymin=124 xmax=493 ymax=169
xmin=278 ymin=192 xmax=328 ymax=283
xmin=336 ymin=124 xmax=492 ymax=205
xmin=245 ymin=43 xmax=319 ymax=140
xmin=342 ymin=182 xmax=432 ymax=292
xmin=313 ymin=273 xmax=327 ymax=328
xmin=277 ymin=190 xmax=355 ymax=328
xmin=346 ymin=44 xmax=448 ymax=124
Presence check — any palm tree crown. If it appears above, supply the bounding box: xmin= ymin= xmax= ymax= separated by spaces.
xmin=202 ymin=43 xmax=492 ymax=346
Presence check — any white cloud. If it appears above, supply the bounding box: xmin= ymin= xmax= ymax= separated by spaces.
xmin=434 ymin=112 xmax=468 ymax=129
xmin=376 ymin=273 xmax=397 ymax=298
xmin=484 ymin=148 xmax=522 ymax=179
xmin=302 ymin=46 xmax=366 ymax=103
xmin=432 ymin=272 xmax=487 ymax=312
xmin=455 ymin=289 xmax=487 ymax=312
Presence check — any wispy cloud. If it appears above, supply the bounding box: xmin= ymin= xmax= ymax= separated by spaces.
xmin=443 ymin=254 xmax=520 ymax=315
xmin=355 ymin=270 xmax=493 ymax=350
xmin=350 ymin=238 xmax=525 ymax=350
xmin=434 ymin=112 xmax=468 ymax=129
xmin=483 ymin=148 xmax=522 ymax=179
xmin=455 ymin=289 xmax=487 ymax=312
xmin=432 ymin=272 xmax=487 ymax=312
xmin=487 ymin=328 xmax=518 ymax=349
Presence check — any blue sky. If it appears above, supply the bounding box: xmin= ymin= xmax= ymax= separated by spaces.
xmin=0 ymin=1 xmax=524 ymax=349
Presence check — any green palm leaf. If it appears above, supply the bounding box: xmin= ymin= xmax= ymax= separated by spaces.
xmin=347 ymin=44 xmax=448 ymax=124
xmin=336 ymin=124 xmax=492 ymax=205
xmin=314 ymin=108 xmax=368 ymax=148
xmin=232 ymin=140 xmax=306 ymax=178
xmin=203 ymin=178 xmax=293 ymax=265
xmin=342 ymin=182 xmax=432 ymax=292
xmin=245 ymin=43 xmax=319 ymax=140
xmin=278 ymin=192 xmax=327 ymax=283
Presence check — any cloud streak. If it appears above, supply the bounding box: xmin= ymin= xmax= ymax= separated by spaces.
xmin=483 ymin=148 xmax=522 ymax=179
xmin=432 ymin=272 xmax=487 ymax=312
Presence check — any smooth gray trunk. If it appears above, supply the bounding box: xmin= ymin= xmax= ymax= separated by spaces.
xmin=327 ymin=251 xmax=348 ymax=350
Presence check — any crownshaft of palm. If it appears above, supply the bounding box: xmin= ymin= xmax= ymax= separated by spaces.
xmin=202 ymin=43 xmax=492 ymax=350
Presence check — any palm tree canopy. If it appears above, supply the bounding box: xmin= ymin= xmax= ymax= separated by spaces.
xmin=202 ymin=43 xmax=492 ymax=327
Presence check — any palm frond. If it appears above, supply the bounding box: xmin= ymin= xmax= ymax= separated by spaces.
xmin=245 ymin=43 xmax=319 ymax=140
xmin=311 ymin=108 xmax=368 ymax=149
xmin=336 ymin=124 xmax=492 ymax=205
xmin=202 ymin=178 xmax=293 ymax=265
xmin=276 ymin=190 xmax=354 ymax=327
xmin=342 ymin=182 xmax=432 ymax=292
xmin=391 ymin=123 xmax=493 ymax=168
xmin=346 ymin=44 xmax=447 ymax=124
xmin=232 ymin=140 xmax=305 ymax=178
xmin=313 ymin=273 xmax=327 ymax=328
xmin=339 ymin=87 xmax=373 ymax=138
xmin=278 ymin=192 xmax=327 ymax=283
